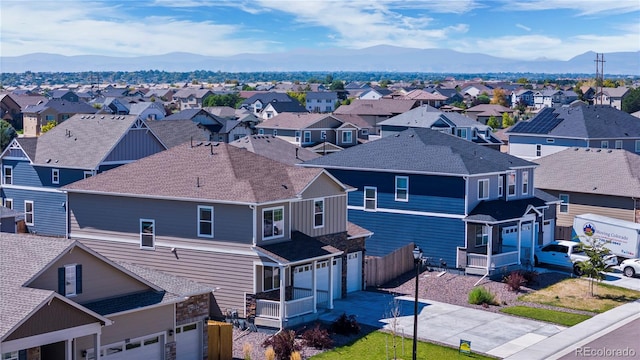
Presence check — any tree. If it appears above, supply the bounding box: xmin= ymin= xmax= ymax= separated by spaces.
xmin=329 ymin=80 xmax=344 ymax=91
xmin=286 ymin=91 xmax=306 ymax=106
xmin=473 ymin=93 xmax=491 ymax=106
xmin=576 ymin=238 xmax=614 ymax=296
xmin=487 ymin=115 xmax=501 ymax=130
xmin=516 ymin=77 xmax=528 ymax=84
xmin=502 ymin=112 xmax=514 ymax=128
xmin=490 ymin=88 xmax=509 ymax=107
xmin=202 ymin=93 xmax=243 ymax=108
xmin=622 ymin=87 xmax=640 ymax=114
xmin=41 ymin=120 xmax=57 ymax=133
xmin=0 ymin=120 xmax=17 ymax=151
xmin=515 ymin=98 xmax=528 ymax=113
xmin=451 ymin=101 xmax=467 ymax=110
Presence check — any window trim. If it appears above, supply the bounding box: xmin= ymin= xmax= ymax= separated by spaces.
xmin=140 ymin=219 xmax=155 ymax=249
xmin=559 ymin=194 xmax=569 ymax=213
xmin=4 ymin=198 xmax=13 ymax=209
xmin=52 ymin=168 xmax=60 ymax=184
xmin=24 ymin=200 xmax=34 ymax=226
xmin=615 ymin=140 xmax=623 ymax=149
xmin=341 ymin=130 xmax=352 ymax=143
xmin=456 ymin=128 xmax=467 ymax=139
xmin=2 ymin=165 xmax=12 ymax=185
xmin=294 ymin=131 xmax=301 ymax=143
xmin=313 ymin=199 xmax=324 ymax=229
xmin=535 ymin=144 xmax=541 ymax=157
xmin=600 ymin=140 xmax=608 ymax=149
xmin=64 ymin=264 xmax=78 ymax=297
xmin=498 ymin=175 xmax=504 ymax=197
xmin=395 ymin=176 xmax=409 ymax=202
xmin=197 ymin=205 xmax=214 ymax=238
xmin=475 ymin=226 xmax=489 ymax=247
xmin=364 ymin=186 xmax=377 ymax=211
xmin=636 ymin=140 xmax=640 ymax=153
xmin=303 ymin=131 xmax=311 ymax=143
xmin=522 ymin=171 xmax=529 ymax=195
xmin=258 ymin=128 xmax=265 ymax=135
xmin=320 ymin=130 xmax=326 ymax=140
xmin=84 ymin=171 xmax=94 ymax=179
xmin=262 ymin=265 xmax=280 ymax=292
xmin=262 ymin=206 xmax=285 ymax=240
xmin=507 ymin=171 xmax=516 ymax=197
xmin=478 ymin=179 xmax=489 ymax=200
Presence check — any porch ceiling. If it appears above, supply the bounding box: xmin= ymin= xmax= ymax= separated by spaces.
xmin=256 ymin=231 xmax=341 ymax=264
xmin=465 ymin=196 xmax=548 ymax=223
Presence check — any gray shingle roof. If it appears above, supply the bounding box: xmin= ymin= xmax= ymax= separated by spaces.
xmin=64 ymin=142 xmax=326 ymax=204
xmin=265 ymin=101 xmax=308 ymax=113
xmin=466 ymin=196 xmax=549 ymax=223
xmin=15 ymin=137 xmax=38 ymax=160
xmin=534 ymin=148 xmax=640 ymax=198
xmin=23 ymin=99 xmax=97 ymax=114
xmin=164 ymin=109 xmax=223 ymax=123
xmin=255 ymin=113 xmax=341 ymax=130
xmin=145 ymin=119 xmax=210 ymax=148
xmin=302 ymin=128 xmax=534 ymax=175
xmin=257 ymin=231 xmax=342 ymax=264
xmin=229 ymin=135 xmax=320 ymax=165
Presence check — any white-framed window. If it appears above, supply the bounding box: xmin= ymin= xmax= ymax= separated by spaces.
xmin=303 ymin=131 xmax=311 ymax=143
xmin=84 ymin=171 xmax=94 ymax=179
xmin=601 ymin=141 xmax=608 ymax=149
xmin=314 ymin=199 xmax=324 ymax=228
xmin=498 ymin=175 xmax=504 ymax=197
xmin=559 ymin=194 xmax=569 ymax=213
xmin=615 ymin=140 xmax=623 ymax=149
xmin=342 ymin=131 xmax=352 ymax=143
xmin=60 ymin=263 xmax=82 ymax=297
xmin=52 ymin=168 xmax=60 ymax=184
xmin=507 ymin=171 xmax=516 ymax=196
xmin=4 ymin=198 xmax=13 ymax=209
xmin=364 ymin=186 xmax=377 ymax=210
xmin=2 ymin=351 xmax=19 ymax=360
xmin=295 ymin=131 xmax=301 ymax=143
xmin=320 ymin=130 xmax=326 ymax=140
xmin=522 ymin=171 xmax=529 ymax=195
xmin=2 ymin=165 xmax=12 ymax=185
xmin=478 ymin=179 xmax=489 ymax=200
xmin=198 ymin=206 xmax=214 ymax=238
xmin=395 ymin=176 xmax=408 ymax=201
xmin=263 ymin=265 xmax=280 ymax=292
xmin=475 ymin=226 xmax=489 ymax=246
xmin=24 ymin=200 xmax=34 ymax=225
xmin=636 ymin=140 xmax=640 ymax=153
xmin=536 ymin=144 xmax=541 ymax=157
xmin=263 ymin=207 xmax=284 ymax=240
xmin=361 ymin=128 xmax=369 ymax=136
xmin=140 ymin=219 xmax=155 ymax=249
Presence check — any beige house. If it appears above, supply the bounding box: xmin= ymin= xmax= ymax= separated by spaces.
xmin=22 ymin=99 xmax=97 ymax=136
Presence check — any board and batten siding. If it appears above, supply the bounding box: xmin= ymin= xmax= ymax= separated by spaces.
xmin=69 ymin=193 xmax=253 ymax=243
xmin=102 ymin=127 xmax=165 ymax=163
xmin=543 ymin=190 xmax=637 ymax=227
xmin=291 ymin=195 xmax=346 ymax=236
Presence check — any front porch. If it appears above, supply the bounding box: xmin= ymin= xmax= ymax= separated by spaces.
xmin=254 ymin=287 xmax=332 ymax=328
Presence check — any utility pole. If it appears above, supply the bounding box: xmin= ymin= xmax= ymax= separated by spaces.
xmin=594 ymin=53 xmax=605 ymax=105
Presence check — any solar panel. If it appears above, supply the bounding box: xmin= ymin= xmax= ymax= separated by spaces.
xmin=510 ymin=107 xmax=561 ymax=134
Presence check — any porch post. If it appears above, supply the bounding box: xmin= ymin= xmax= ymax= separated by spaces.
xmin=487 ymin=225 xmax=493 ymax=270
xmin=312 ymin=260 xmax=317 ymax=314
xmin=66 ymin=339 xmax=72 ymax=360
xmin=93 ymin=331 xmax=101 ymax=360
xmin=517 ymin=219 xmax=522 ymax=265
xmin=279 ymin=265 xmax=286 ymax=329
xmin=327 ymin=257 xmax=334 ymax=310
xmin=530 ymin=218 xmax=536 ymax=265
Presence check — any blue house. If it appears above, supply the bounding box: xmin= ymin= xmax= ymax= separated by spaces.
xmin=0 ymin=114 xmax=167 ymax=236
xmin=301 ymin=128 xmax=558 ymax=275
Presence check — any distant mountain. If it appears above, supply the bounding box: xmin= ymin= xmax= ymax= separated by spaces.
xmin=1 ymin=46 xmax=638 ymax=75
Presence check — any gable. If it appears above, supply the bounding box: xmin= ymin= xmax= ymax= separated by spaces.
xmin=0 ymin=139 xmax=30 ymax=160
xmin=307 ymin=116 xmax=343 ymax=129
xmin=102 ymin=119 xmax=166 ymax=163
xmin=300 ymin=172 xmax=348 ymax=199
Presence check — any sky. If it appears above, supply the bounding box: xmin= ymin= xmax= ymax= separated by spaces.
xmin=1 ymin=0 xmax=639 ymax=61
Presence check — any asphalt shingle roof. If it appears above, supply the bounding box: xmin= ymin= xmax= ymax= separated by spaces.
xmin=302 ymin=128 xmax=534 ymax=175
xmin=257 ymin=231 xmax=342 ymax=264
xmin=229 ymin=135 xmax=320 ymax=165
xmin=145 ymin=119 xmax=210 ymax=148
xmin=255 ymin=113 xmax=341 ymax=130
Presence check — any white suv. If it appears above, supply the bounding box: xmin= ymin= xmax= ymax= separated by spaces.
xmin=534 ymin=240 xmax=618 ymax=275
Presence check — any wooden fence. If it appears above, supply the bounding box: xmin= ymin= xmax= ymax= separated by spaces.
xmin=364 ymin=242 xmax=416 ymax=287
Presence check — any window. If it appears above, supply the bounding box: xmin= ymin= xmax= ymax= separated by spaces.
xmin=25 ymin=200 xmax=34 ymax=225
xmin=2 ymin=351 xmax=19 ymax=360
xmin=395 ymin=176 xmax=408 ymax=201
xmin=507 ymin=171 xmax=516 ymax=196
xmin=198 ymin=206 xmax=214 ymax=237
xmin=4 ymin=198 xmax=13 ymax=209
xmin=52 ymin=168 xmax=60 ymax=184
xmin=361 ymin=129 xmax=369 ymax=136
xmin=140 ymin=219 xmax=155 ymax=249
xmin=320 ymin=130 xmax=326 ymax=140
xmin=615 ymin=140 xmax=623 ymax=149
xmin=258 ymin=129 xmax=264 ymax=135
xmin=456 ymin=128 xmax=467 ymax=139
xmin=314 ymin=199 xmax=324 ymax=228
xmin=536 ymin=144 xmax=541 ymax=157
xmin=263 ymin=207 xmax=284 ymax=239
xmin=636 ymin=140 xmax=640 ymax=153
xmin=364 ymin=187 xmax=377 ymax=210
xmin=58 ymin=264 xmax=82 ymax=297
xmin=295 ymin=131 xmax=301 ymax=143
xmin=263 ymin=266 xmax=280 ymax=291
xmin=475 ymin=226 xmax=489 ymax=246
xmin=342 ymin=131 xmax=352 ymax=143
xmin=478 ymin=179 xmax=489 ymax=200
xmin=2 ymin=166 xmax=12 ymax=185
xmin=522 ymin=171 xmax=529 ymax=195
xmin=498 ymin=175 xmax=504 ymax=197
xmin=84 ymin=171 xmax=94 ymax=179
xmin=45 ymin=114 xmax=55 ymax=121
xmin=559 ymin=194 xmax=569 ymax=213
xmin=601 ymin=141 xmax=609 ymax=149
xmin=303 ymin=131 xmax=311 ymax=143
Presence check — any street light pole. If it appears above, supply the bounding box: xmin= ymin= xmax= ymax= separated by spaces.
xmin=412 ymin=245 xmax=423 ymax=360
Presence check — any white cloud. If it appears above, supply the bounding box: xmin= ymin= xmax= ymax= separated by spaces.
xmin=516 ymin=24 xmax=531 ymax=32
xmin=505 ymin=0 xmax=640 ymax=15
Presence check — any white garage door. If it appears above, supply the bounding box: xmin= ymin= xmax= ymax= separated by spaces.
xmin=176 ymin=322 xmax=201 ymax=360
xmin=347 ymin=251 xmax=362 ymax=293
xmin=293 ymin=259 xmax=340 ymax=299
xmin=95 ymin=334 xmax=163 ymax=360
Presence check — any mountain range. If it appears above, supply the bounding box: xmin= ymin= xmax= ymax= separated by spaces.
xmin=1 ymin=46 xmax=638 ymax=75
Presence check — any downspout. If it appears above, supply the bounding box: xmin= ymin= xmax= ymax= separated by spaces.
xmin=249 ymin=205 xmax=256 ymax=246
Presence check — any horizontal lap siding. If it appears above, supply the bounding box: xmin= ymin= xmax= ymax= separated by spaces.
xmin=349 ymin=210 xmax=464 ymax=267
xmin=2 ymin=187 xmax=67 ymax=236
xmin=5 ymin=159 xmax=43 ymax=187
xmin=544 ymin=190 xmax=636 ymax=227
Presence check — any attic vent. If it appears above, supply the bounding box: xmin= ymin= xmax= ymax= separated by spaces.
xmin=81 ymin=116 xmax=85 ymax=119
xmin=101 ymin=116 xmax=105 ymax=119
xmin=46 ymin=159 xmax=51 ymax=163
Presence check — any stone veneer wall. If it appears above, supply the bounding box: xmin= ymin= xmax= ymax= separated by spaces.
xmin=165 ymin=341 xmax=176 ymax=360
xmin=26 ymin=347 xmax=40 ymax=360
xmin=176 ymin=293 xmax=210 ymax=360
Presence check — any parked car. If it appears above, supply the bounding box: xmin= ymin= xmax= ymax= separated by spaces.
xmin=620 ymin=258 xmax=640 ymax=277
xmin=534 ymin=240 xmax=618 ymax=275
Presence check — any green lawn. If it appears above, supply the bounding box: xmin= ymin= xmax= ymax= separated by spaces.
xmin=500 ymin=306 xmax=592 ymax=326
xmin=310 ymin=330 xmax=496 ymax=360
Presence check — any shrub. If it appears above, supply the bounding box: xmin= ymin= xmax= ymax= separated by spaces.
xmin=265 ymin=346 xmax=275 ymax=360
xmin=262 ymin=330 xmax=301 ymax=360
xmin=331 ymin=313 xmax=361 ymax=335
xmin=468 ymin=286 xmax=497 ymax=305
xmin=289 ymin=351 xmax=302 ymax=360
xmin=243 ymin=343 xmax=253 ymax=360
xmin=504 ymin=271 xmax=527 ymax=291
xmin=301 ymin=323 xmax=333 ymax=349
xmin=522 ymin=269 xmax=539 ymax=285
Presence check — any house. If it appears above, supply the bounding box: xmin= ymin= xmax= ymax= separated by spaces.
xmin=532 ymin=90 xmax=578 ymax=109
xmin=260 ymin=101 xmax=308 ymax=120
xmin=378 ymin=105 xmax=503 ymax=150
xmin=171 ymin=88 xmax=215 ymax=110
xmin=593 ymin=87 xmax=630 ymax=110
xmin=358 ymin=88 xmax=392 ymax=100
xmin=460 ymin=83 xmax=493 ymax=99
xmin=240 ymin=92 xmax=296 ymax=116
xmin=144 ymin=88 xmax=175 ymax=102
xmin=163 ymin=108 xmax=225 ymax=140
xmin=145 ymin=119 xmax=212 ymax=148
xmin=22 ymin=99 xmax=97 ymax=136
xmin=507 ymin=104 xmax=640 ymax=160
xmin=533 ymin=148 xmax=640 ymax=240
xmin=229 ymin=135 xmax=320 ymax=165
xmin=255 ymin=113 xmax=360 ymax=151
xmin=0 ymin=233 xmax=211 ymax=360
xmin=63 ymin=142 xmax=370 ymax=329
xmin=334 ymin=99 xmax=419 ymax=137
xmin=306 ymin=92 xmax=338 ymax=113
xmin=394 ymin=89 xmax=448 ymax=108
xmin=217 ymin=117 xmax=255 ymax=142
xmin=431 ymin=87 xmax=464 ymax=105
xmin=0 ymin=114 xmax=167 ymax=236
xmin=50 ymin=89 xmax=80 ymax=102
xmin=465 ymin=104 xmax=514 ymax=125
xmin=0 ymin=93 xmax=22 ymax=128
xmin=0 ymin=205 xmax=22 ymax=233
xmin=301 ymin=128 xmax=557 ymax=276
xmin=511 ymin=89 xmax=535 ymax=108
xmin=579 ymin=86 xmax=596 ymax=104
xmin=127 ymin=101 xmax=166 ymax=121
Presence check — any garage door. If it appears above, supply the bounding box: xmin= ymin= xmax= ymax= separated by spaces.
xmin=176 ymin=322 xmax=201 ymax=360
xmin=293 ymin=259 xmax=340 ymax=299
xmin=94 ymin=334 xmax=163 ymax=360
xmin=346 ymin=251 xmax=362 ymax=293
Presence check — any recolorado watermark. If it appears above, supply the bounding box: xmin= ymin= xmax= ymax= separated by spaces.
xmin=575 ymin=346 xmax=636 ymax=357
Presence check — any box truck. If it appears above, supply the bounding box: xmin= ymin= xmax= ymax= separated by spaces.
xmin=573 ymin=213 xmax=640 ymax=260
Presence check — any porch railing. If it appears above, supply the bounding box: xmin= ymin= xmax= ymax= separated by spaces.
xmin=466 ymin=251 xmax=520 ymax=269
xmin=467 ymin=253 xmax=487 ymax=268
xmin=256 ymin=296 xmax=315 ymax=320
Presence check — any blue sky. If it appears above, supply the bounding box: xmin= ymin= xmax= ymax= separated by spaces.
xmin=1 ymin=0 xmax=639 ymax=60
